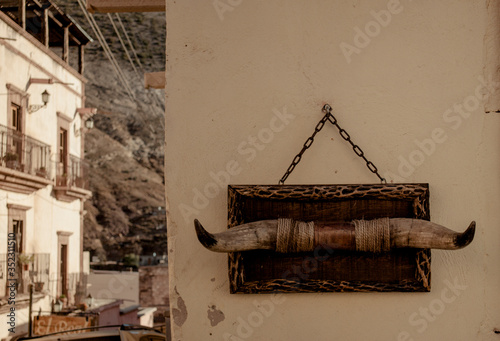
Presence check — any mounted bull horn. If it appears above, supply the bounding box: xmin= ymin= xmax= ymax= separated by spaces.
xmin=194 ymin=218 xmax=475 ymax=253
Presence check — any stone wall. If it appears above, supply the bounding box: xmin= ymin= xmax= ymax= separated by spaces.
xmin=139 ymin=266 xmax=169 ymax=310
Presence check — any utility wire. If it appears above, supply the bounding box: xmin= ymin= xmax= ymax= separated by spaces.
xmin=108 ymin=13 xmax=163 ymax=121
xmin=116 ymin=14 xmax=143 ymax=70
xmin=114 ymin=14 xmax=165 ymax=119
xmin=115 ymin=14 xmax=165 ymax=117
xmin=76 ymin=0 xmax=136 ymax=101
xmin=107 ymin=13 xmax=140 ymax=79
xmin=89 ymin=15 xmax=136 ymax=101
xmin=108 ymin=13 xmax=161 ymax=122
xmin=89 ymin=15 xmax=136 ymax=100
xmin=108 ymin=14 xmax=165 ymax=130
xmin=77 ymin=0 xmax=157 ymax=134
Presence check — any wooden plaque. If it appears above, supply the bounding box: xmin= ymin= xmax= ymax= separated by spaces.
xmin=228 ymin=184 xmax=431 ymax=293
xmin=34 ymin=315 xmax=96 ymax=336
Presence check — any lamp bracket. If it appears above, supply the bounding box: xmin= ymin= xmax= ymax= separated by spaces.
xmin=28 ymin=104 xmax=46 ymax=114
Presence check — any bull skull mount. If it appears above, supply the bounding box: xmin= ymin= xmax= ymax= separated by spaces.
xmin=194 ymin=218 xmax=476 ymax=254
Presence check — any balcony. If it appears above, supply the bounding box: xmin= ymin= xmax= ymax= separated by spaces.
xmin=0 ymin=253 xmax=52 ymax=313
xmin=53 ymin=154 xmax=92 ymax=202
xmin=0 ymin=252 xmax=50 ymax=292
xmin=0 ymin=124 xmax=52 ymax=194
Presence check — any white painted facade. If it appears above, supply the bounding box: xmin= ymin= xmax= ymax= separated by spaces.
xmin=0 ymin=8 xmax=91 ymax=340
xmin=165 ymin=0 xmax=500 ymax=340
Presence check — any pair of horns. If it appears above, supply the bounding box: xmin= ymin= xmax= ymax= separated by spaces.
xmin=194 ymin=218 xmax=476 ymax=253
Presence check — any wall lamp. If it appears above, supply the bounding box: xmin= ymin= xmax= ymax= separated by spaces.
xmin=74 ymin=118 xmax=94 ymax=137
xmin=85 ymin=293 xmax=94 ymax=308
xmin=85 ymin=118 xmax=94 ymax=129
xmin=28 ymin=90 xmax=50 ymax=113
xmin=74 ymin=108 xmax=97 ymax=137
xmin=53 ymin=299 xmax=63 ymax=313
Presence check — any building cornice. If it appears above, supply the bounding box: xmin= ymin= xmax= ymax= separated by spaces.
xmin=6 ymin=83 xmax=30 ymax=98
xmin=57 ymin=111 xmax=73 ymax=123
xmin=7 ymin=203 xmax=31 ymax=211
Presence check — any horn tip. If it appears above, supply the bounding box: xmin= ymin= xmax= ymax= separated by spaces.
xmin=455 ymin=221 xmax=476 ymax=248
xmin=194 ymin=219 xmax=218 ymax=249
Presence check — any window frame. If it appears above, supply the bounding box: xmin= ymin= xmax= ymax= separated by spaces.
xmin=6 ymin=84 xmax=28 ymax=133
xmin=6 ymin=204 xmax=31 ymax=296
xmin=57 ymin=112 xmax=71 ymax=179
xmin=57 ymin=231 xmax=73 ymax=298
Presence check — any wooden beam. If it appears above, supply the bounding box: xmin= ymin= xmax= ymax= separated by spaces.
xmin=144 ymin=71 xmax=165 ymax=89
xmin=31 ymin=0 xmax=42 ymax=8
xmin=63 ymin=26 xmax=69 ymax=62
xmin=76 ymin=107 xmax=97 ymax=115
xmin=78 ymin=45 xmax=84 ymax=74
xmin=86 ymin=0 xmax=165 ymax=13
xmin=47 ymin=11 xmax=64 ymax=28
xmin=42 ymin=8 xmax=49 ymax=47
xmin=18 ymin=0 xmax=26 ymax=29
xmin=28 ymin=78 xmax=54 ymax=87
xmin=69 ymin=28 xmax=81 ymax=45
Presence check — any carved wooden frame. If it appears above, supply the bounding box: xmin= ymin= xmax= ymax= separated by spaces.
xmin=228 ymin=183 xmax=431 ymax=293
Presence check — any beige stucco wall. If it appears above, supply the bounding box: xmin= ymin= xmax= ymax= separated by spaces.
xmin=0 ymin=15 xmax=84 ymax=256
xmin=165 ymin=0 xmax=500 ymax=340
xmin=0 ymin=14 xmax=85 ymax=340
xmin=0 ymin=19 xmax=85 ymax=157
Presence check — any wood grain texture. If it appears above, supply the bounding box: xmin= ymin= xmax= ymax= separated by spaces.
xmin=86 ymin=0 xmax=165 ymax=13
xmin=144 ymin=71 xmax=165 ymax=89
xmin=227 ymin=183 xmax=431 ymax=293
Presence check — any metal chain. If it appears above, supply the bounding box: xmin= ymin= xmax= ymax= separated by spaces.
xmin=278 ymin=113 xmax=330 ymax=185
xmin=278 ymin=104 xmax=386 ymax=185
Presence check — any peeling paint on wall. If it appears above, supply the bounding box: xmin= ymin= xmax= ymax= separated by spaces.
xmin=166 ymin=0 xmax=500 ymax=339
xmin=207 ymin=305 xmax=225 ymax=327
xmin=172 ymin=286 xmax=188 ymax=326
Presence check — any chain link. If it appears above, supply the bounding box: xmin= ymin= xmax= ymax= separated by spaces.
xmin=278 ymin=114 xmax=330 ymax=185
xmin=278 ymin=104 xmax=386 ymax=185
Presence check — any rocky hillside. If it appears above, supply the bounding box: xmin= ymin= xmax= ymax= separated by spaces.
xmin=56 ymin=1 xmax=167 ymax=261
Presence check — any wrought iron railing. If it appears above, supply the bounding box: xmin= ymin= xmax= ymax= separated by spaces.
xmin=48 ymin=271 xmax=89 ymax=306
xmin=0 ymin=253 xmax=50 ymax=296
xmin=55 ymin=154 xmax=90 ymax=190
xmin=0 ymin=124 xmax=51 ymax=179
xmin=0 ymin=254 xmax=88 ymax=304
xmin=69 ymin=272 xmax=88 ymax=303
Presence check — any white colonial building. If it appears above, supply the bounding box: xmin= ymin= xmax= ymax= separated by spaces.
xmin=0 ymin=1 xmax=93 ymax=338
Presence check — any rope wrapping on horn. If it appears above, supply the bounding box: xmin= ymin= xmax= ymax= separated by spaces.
xmin=354 ymin=217 xmax=390 ymax=253
xmin=276 ymin=218 xmax=314 ymax=253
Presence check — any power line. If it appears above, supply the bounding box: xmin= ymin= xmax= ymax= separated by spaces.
xmin=76 ymin=0 xmax=136 ymax=101
xmin=75 ymin=0 xmax=164 ymax=140
xmin=108 ymin=13 xmax=164 ymax=126
xmin=115 ymin=14 xmax=165 ymax=121
xmin=76 ymin=0 xmax=158 ymax=134
xmin=88 ymin=13 xmax=136 ymax=100
xmin=107 ymin=13 xmax=140 ymax=80
xmin=116 ymin=14 xmax=143 ymax=70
